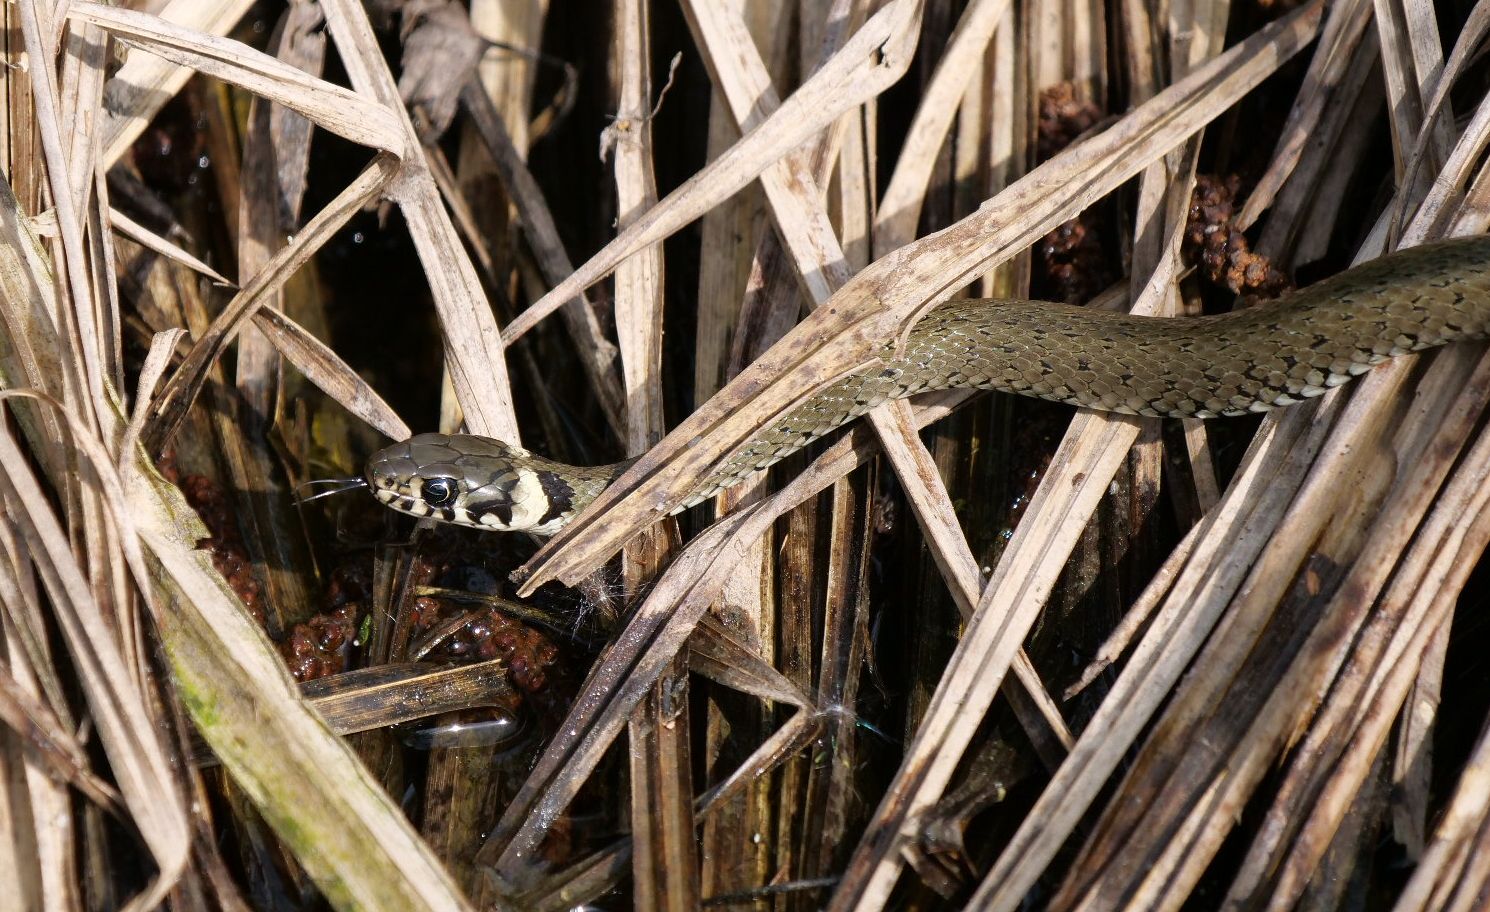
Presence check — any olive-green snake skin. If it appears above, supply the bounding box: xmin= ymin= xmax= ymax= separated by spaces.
xmin=365 ymin=236 xmax=1490 ymax=534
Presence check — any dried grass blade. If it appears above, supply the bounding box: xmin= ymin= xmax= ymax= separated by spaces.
xmin=628 ymin=662 xmax=700 ymax=909
xmin=679 ymin=0 xmax=854 ymax=300
xmin=688 ymin=615 xmax=815 ymax=708
xmin=1064 ymin=351 xmax=1490 ymax=910
xmin=873 ymin=401 xmax=1072 ymax=749
xmin=72 ymin=2 xmax=402 ymax=155
xmin=513 ymin=843 xmax=633 ymax=912
xmin=1394 ymin=681 xmax=1490 ymax=910
xmin=874 ymin=0 xmax=1010 ymax=258
xmin=957 ymin=404 xmax=1335 ymax=911
xmin=1228 ymin=380 xmax=1490 ymax=907
xmin=296 ymin=660 xmax=514 ymax=737
xmin=687 ymin=7 xmax=798 ymax=893
xmin=120 ymin=329 xmax=186 ymax=467
xmin=458 ymin=81 xmax=627 ymax=436
xmin=509 ymin=0 xmax=925 ymax=336
xmin=1373 ymin=0 xmax=1452 ymax=188
xmin=234 ymin=1 xmax=327 ymax=427
xmin=517 ymin=0 xmax=1325 ymax=594
xmin=142 ymin=153 xmax=400 ymax=453
xmin=0 ymin=178 xmax=68 ymax=476
xmin=697 ymin=709 xmax=829 ymax=817
xmin=0 ymin=660 xmax=121 ymax=812
xmin=0 ymin=417 xmax=189 ymax=908
xmin=249 ymin=308 xmax=411 ymax=441
xmin=97 ymin=0 xmax=257 ymax=166
xmin=0 ymin=619 xmax=72 ymax=911
xmin=610 ymin=5 xmax=666 ymax=453
xmin=59 ymin=22 xmax=107 ymax=226
xmin=1236 ymin=0 xmax=1374 ymax=232
xmin=1260 ymin=20 xmax=1381 ymax=262
xmin=1388 ymin=1 xmax=1490 ymax=240
xmin=124 ymin=446 xmax=474 ymax=911
xmin=319 ymin=0 xmax=520 ymax=442
xmin=612 ymin=1 xmax=696 ymax=904
xmin=108 ymin=207 xmax=235 ymax=288
xmin=21 ymin=0 xmax=107 ymax=432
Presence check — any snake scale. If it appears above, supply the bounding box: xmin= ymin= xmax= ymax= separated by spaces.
xmin=365 ymin=236 xmax=1490 ymax=534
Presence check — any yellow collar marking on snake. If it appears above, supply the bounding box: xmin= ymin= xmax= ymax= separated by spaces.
xmin=365 ymin=236 xmax=1490 ymax=534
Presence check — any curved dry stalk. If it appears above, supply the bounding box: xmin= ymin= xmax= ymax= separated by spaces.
xmin=98 ymin=0 xmax=259 ymax=166
xmin=71 ymin=2 xmax=404 ymax=155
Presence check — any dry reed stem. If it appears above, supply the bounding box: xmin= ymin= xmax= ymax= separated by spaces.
xmin=1227 ymin=361 xmax=1490 ymax=907
xmin=0 ymin=179 xmax=69 ymax=476
xmin=610 ymin=0 xmax=696 ymax=907
xmin=249 ymin=306 xmax=411 ymax=440
xmin=317 ymin=0 xmax=520 ymax=442
xmin=68 ymin=4 xmax=417 ymax=454
xmin=686 ymin=0 xmax=1067 ymax=746
xmin=692 ymin=3 xmax=790 ymax=896
xmin=457 ymin=83 xmax=628 ymax=437
xmin=283 ymin=659 xmax=515 ymax=740
xmin=874 ymin=0 xmax=1010 ymax=259
xmin=107 ymin=206 xmax=235 ymax=287
xmin=1237 ymin=0 xmax=1373 ymax=233
xmin=1395 ymin=620 xmax=1490 ymax=910
xmin=1258 ymin=3 xmax=1379 ymax=262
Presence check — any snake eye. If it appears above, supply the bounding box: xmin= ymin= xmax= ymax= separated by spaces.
xmin=420 ymin=476 xmax=459 ymax=509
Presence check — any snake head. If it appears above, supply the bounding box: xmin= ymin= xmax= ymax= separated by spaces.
xmin=364 ymin=433 xmax=575 ymax=534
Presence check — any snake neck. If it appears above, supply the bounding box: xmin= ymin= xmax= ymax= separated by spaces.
xmin=533 ymin=457 xmax=635 ymax=532
xmin=579 ymin=458 xmax=636 ymax=502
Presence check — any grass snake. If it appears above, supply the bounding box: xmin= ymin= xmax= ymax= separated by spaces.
xmin=364 ymin=236 xmax=1490 ymax=534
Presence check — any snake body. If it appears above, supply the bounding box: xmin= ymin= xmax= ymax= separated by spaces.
xmin=366 ymin=236 xmax=1490 ymax=533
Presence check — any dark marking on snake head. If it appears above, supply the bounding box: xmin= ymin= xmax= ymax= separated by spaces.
xmin=537 ymin=471 xmax=576 ymax=528
xmin=477 ymin=500 xmax=515 ymax=527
